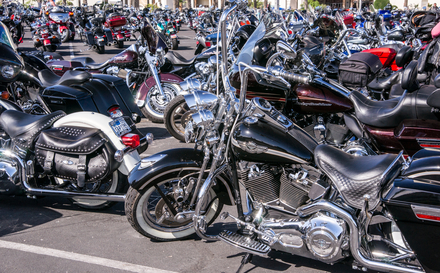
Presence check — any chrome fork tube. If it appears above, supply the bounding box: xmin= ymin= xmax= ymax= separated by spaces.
xmin=147 ymin=54 xmax=167 ymax=99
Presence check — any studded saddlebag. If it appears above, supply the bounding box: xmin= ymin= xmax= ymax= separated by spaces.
xmin=35 ymin=127 xmax=119 ymax=187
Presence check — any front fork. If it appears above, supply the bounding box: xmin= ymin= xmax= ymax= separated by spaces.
xmin=146 ymin=54 xmax=167 ymax=100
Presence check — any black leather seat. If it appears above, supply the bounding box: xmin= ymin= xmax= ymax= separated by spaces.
xmin=0 ymin=110 xmax=66 ymax=149
xmin=165 ymin=51 xmax=196 ymax=66
xmin=367 ymin=69 xmax=402 ymax=90
xmin=71 ymin=57 xmax=109 ymax=70
xmin=38 ymin=69 xmax=92 ymax=88
xmin=314 ymin=144 xmax=400 ymax=210
xmin=350 ymin=91 xmax=415 ymax=127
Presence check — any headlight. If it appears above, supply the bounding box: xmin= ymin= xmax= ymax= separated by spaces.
xmin=1 ymin=65 xmax=19 ymax=80
xmin=184 ymin=120 xmax=195 ymax=143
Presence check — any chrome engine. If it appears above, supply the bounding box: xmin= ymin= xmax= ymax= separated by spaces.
xmin=258 ymin=212 xmax=349 ymax=263
xmin=239 ymin=162 xmax=325 ymax=212
xmin=106 ymin=66 xmax=120 ymax=77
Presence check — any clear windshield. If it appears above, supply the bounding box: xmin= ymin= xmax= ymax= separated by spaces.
xmin=235 ymin=13 xmax=286 ymax=66
xmin=0 ymin=22 xmax=17 ymax=51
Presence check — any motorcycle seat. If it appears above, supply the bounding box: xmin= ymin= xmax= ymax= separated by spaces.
xmin=0 ymin=110 xmax=66 ymax=149
xmin=350 ymin=90 xmax=416 ymax=127
xmin=314 ymin=144 xmax=401 ymax=210
xmin=71 ymin=57 xmax=109 ymax=70
xmin=165 ymin=51 xmax=195 ymax=66
xmin=367 ymin=69 xmax=402 ymax=90
xmin=38 ymin=69 xmax=92 ymax=88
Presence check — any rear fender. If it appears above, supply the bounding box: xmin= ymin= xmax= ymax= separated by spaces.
xmin=129 ymin=148 xmax=234 ymax=205
xmin=53 ymin=112 xmax=141 ymax=175
xmin=136 ymin=73 xmax=184 ymax=106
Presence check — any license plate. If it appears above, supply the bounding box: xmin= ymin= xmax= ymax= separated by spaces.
xmin=109 ymin=117 xmax=131 ymax=137
xmin=171 ymin=34 xmax=177 ymax=38
xmin=98 ymin=38 xmax=104 ymax=41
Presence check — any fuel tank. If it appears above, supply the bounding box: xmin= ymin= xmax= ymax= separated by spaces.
xmin=107 ymin=50 xmax=138 ymax=67
xmin=290 ymin=78 xmax=353 ymax=114
xmin=232 ymin=98 xmax=317 ymax=164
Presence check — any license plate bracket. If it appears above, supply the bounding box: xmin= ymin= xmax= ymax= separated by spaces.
xmin=109 ymin=117 xmax=131 ymax=137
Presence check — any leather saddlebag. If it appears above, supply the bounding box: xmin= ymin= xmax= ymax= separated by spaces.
xmin=35 ymin=127 xmax=119 ymax=187
xmin=338 ymin=52 xmax=383 ymax=88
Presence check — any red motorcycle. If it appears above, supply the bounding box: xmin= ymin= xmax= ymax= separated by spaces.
xmin=47 ymin=7 xmax=75 ymax=43
xmin=104 ymin=12 xmax=131 ymax=48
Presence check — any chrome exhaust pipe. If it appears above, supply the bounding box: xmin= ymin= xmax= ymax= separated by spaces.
xmin=299 ymin=201 xmax=424 ymax=273
xmin=3 ymin=150 xmax=125 ymax=202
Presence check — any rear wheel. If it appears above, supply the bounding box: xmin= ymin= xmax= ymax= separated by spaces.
xmin=141 ymin=82 xmax=181 ymax=123
xmin=172 ymin=38 xmax=178 ymax=50
xmin=61 ymin=29 xmax=70 ymax=43
xmin=116 ymin=40 xmax=124 ymax=48
xmin=97 ymin=45 xmax=105 ymax=54
xmin=67 ymin=170 xmax=127 ymax=210
xmin=125 ymin=167 xmax=224 ymax=241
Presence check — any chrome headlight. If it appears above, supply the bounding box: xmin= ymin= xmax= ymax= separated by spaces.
xmin=184 ymin=120 xmax=195 ymax=143
xmin=191 ymin=109 xmax=214 ymax=127
xmin=184 ymin=91 xmax=218 ymax=110
xmin=1 ymin=65 xmax=20 ymax=80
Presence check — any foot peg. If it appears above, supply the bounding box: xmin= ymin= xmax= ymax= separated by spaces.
xmin=218 ymin=230 xmax=270 ymax=256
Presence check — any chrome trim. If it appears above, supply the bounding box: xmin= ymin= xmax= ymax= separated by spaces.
xmin=139 ymin=154 xmax=167 ymax=170
xmin=412 ymin=204 xmax=440 ymax=221
xmin=265 ymin=148 xmax=308 ymax=164
xmin=408 ymin=171 xmax=440 ymax=178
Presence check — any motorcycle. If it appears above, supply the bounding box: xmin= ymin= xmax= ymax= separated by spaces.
xmin=31 ymin=20 xmax=61 ymax=52
xmin=104 ymin=9 xmax=130 ymax=48
xmin=47 ymin=6 xmax=75 ymax=43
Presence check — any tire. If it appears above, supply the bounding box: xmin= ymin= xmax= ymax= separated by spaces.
xmin=61 ymin=29 xmax=70 ymax=43
xmin=141 ymin=82 xmax=181 ymax=123
xmin=68 ymin=170 xmax=127 ymax=210
xmin=172 ymin=38 xmax=178 ymax=50
xmin=97 ymin=45 xmax=105 ymax=54
xmin=47 ymin=45 xmax=56 ymax=52
xmin=164 ymin=95 xmax=195 ymax=142
xmin=125 ymin=167 xmax=224 ymax=241
xmin=116 ymin=40 xmax=124 ymax=48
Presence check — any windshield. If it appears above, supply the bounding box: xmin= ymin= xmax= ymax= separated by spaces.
xmin=235 ymin=13 xmax=286 ymax=66
xmin=0 ymin=22 xmax=17 ymax=51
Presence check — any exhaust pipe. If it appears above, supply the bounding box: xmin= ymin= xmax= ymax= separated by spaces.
xmin=5 ymin=149 xmax=125 ymax=202
xmin=299 ymin=201 xmax=424 ymax=273
xmin=92 ymin=44 xmax=98 ymax=50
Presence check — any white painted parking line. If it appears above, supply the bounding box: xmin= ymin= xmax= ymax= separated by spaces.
xmin=0 ymin=239 xmax=176 ymax=273
xmin=69 ymin=42 xmax=75 ymax=59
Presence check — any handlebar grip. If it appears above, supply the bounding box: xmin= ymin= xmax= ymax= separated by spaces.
xmin=279 ymin=71 xmax=309 ymax=84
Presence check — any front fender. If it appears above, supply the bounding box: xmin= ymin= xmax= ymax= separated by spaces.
xmin=129 ymin=148 xmax=203 ymax=190
xmin=136 ymin=73 xmax=184 ymax=105
xmin=129 ymin=148 xmax=234 ymax=205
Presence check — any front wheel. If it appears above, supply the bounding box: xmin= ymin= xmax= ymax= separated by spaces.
xmin=125 ymin=167 xmax=224 ymax=241
xmin=164 ymin=95 xmax=195 ymax=142
xmin=171 ymin=38 xmax=178 ymax=50
xmin=141 ymin=82 xmax=181 ymax=123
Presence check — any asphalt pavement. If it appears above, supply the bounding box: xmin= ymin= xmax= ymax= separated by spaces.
xmin=0 ymin=26 xmax=362 ymax=273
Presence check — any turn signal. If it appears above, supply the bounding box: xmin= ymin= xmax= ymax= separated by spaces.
xmin=1 ymin=91 xmax=10 ymax=99
xmin=122 ymin=133 xmax=140 ymax=149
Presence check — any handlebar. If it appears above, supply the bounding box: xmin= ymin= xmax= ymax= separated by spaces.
xmin=269 ymin=66 xmax=310 ymax=84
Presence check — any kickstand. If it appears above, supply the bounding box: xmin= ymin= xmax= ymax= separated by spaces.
xmin=236 ymin=253 xmax=253 ymax=273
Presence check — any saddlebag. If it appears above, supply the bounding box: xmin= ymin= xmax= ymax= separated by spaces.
xmin=35 ymin=127 xmax=119 ymax=187
xmin=338 ymin=52 xmax=383 ymax=88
